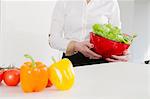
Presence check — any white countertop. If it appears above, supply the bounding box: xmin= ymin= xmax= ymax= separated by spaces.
xmin=0 ymin=62 xmax=149 ymax=99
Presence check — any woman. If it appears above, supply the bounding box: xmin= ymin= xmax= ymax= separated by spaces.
xmin=49 ymin=0 xmax=129 ymax=66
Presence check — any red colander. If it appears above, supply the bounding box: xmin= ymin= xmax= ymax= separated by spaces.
xmin=90 ymin=32 xmax=130 ymax=58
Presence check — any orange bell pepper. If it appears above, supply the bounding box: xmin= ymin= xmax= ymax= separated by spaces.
xmin=20 ymin=54 xmax=48 ymax=93
xmin=48 ymin=57 xmax=75 ymax=90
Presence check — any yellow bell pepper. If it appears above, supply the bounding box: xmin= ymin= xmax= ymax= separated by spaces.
xmin=20 ymin=54 xmax=48 ymax=93
xmin=48 ymin=58 xmax=75 ymax=90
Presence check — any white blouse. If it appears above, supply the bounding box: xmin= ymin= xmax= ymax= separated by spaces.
xmin=49 ymin=0 xmax=121 ymax=54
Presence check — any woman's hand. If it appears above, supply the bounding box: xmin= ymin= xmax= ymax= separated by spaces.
xmin=74 ymin=41 xmax=102 ymax=59
xmin=105 ymin=50 xmax=130 ymax=62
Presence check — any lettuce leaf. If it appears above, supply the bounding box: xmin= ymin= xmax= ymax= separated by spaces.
xmin=92 ymin=24 xmax=135 ymax=44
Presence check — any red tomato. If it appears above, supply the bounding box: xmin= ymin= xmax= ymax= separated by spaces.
xmin=46 ymin=79 xmax=53 ymax=88
xmin=0 ymin=70 xmax=4 ymax=84
xmin=3 ymin=69 xmax=20 ymax=86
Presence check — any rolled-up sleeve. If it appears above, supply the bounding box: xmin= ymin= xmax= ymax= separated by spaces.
xmin=49 ymin=1 xmax=71 ymax=52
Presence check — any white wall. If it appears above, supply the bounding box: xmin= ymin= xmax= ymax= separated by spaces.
xmin=148 ymin=1 xmax=150 ymax=61
xmin=1 ymin=1 xmax=62 ymax=66
xmin=119 ymin=0 xmax=150 ymax=63
xmin=132 ymin=0 xmax=149 ymax=62
xmin=0 ymin=0 xmax=2 ymax=64
xmin=0 ymin=0 xmax=150 ymax=66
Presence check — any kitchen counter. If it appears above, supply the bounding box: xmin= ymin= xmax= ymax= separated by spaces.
xmin=0 ymin=62 xmax=149 ymax=99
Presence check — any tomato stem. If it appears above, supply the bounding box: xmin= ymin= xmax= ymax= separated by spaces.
xmin=52 ymin=56 xmax=56 ymax=63
xmin=24 ymin=54 xmax=36 ymax=68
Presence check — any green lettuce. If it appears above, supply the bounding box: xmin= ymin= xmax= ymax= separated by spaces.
xmin=92 ymin=24 xmax=136 ymax=44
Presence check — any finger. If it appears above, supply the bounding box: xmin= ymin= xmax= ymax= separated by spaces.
xmin=84 ymin=49 xmax=101 ymax=59
xmin=89 ymin=56 xmax=101 ymax=60
xmin=82 ymin=49 xmax=92 ymax=58
xmin=123 ymin=50 xmax=129 ymax=55
xmin=86 ymin=48 xmax=102 ymax=59
xmin=111 ymin=55 xmax=128 ymax=62
xmin=105 ymin=58 xmax=119 ymax=62
xmin=84 ymin=42 xmax=94 ymax=49
xmin=82 ymin=52 xmax=90 ymax=58
xmin=79 ymin=46 xmax=91 ymax=58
